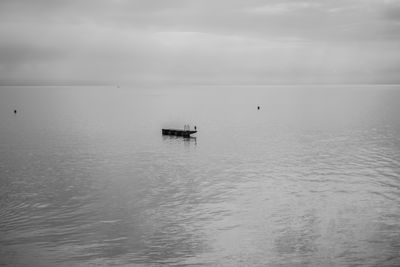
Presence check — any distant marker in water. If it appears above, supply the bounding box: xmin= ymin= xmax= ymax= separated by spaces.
xmin=14 ymin=109 xmax=17 ymax=114
xmin=257 ymin=106 xmax=260 ymax=110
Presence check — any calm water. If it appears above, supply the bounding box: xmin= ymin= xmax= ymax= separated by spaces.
xmin=1 ymin=85 xmax=400 ymax=266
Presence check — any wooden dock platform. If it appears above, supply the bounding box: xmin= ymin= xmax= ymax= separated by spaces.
xmin=162 ymin=129 xmax=197 ymax=138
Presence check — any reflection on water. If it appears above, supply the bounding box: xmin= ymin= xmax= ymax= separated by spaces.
xmin=0 ymin=85 xmax=400 ymax=266
xmin=162 ymin=135 xmax=197 ymax=146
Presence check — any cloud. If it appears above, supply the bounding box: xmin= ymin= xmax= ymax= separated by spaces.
xmin=0 ymin=0 xmax=399 ymax=84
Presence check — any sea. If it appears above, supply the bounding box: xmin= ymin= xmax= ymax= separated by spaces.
xmin=0 ymin=84 xmax=399 ymax=266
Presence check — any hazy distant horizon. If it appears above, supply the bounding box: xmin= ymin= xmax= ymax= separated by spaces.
xmin=1 ymin=79 xmax=400 ymax=87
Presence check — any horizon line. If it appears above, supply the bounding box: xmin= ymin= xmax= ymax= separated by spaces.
xmin=1 ymin=80 xmax=400 ymax=87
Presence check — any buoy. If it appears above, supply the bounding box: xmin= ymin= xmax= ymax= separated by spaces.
xmin=257 ymin=106 xmax=260 ymax=110
xmin=14 ymin=109 xmax=17 ymax=114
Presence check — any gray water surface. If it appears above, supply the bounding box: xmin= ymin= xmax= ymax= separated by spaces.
xmin=1 ymin=85 xmax=400 ymax=266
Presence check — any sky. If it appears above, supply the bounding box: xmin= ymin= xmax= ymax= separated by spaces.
xmin=0 ymin=0 xmax=399 ymax=85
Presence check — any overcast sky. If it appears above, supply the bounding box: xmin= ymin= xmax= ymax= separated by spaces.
xmin=0 ymin=0 xmax=399 ymax=84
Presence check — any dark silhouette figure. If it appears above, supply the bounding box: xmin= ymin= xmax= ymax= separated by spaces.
xmin=14 ymin=109 xmax=17 ymax=114
xmin=257 ymin=106 xmax=260 ymax=110
xmin=194 ymin=126 xmax=197 ymax=131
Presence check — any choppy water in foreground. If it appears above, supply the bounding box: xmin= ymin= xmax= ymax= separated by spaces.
xmin=0 ymin=85 xmax=400 ymax=266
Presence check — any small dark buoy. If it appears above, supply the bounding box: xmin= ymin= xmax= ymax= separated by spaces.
xmin=257 ymin=106 xmax=260 ymax=110
xmin=194 ymin=126 xmax=197 ymax=130
xmin=14 ymin=109 xmax=17 ymax=114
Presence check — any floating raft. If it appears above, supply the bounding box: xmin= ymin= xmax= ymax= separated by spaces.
xmin=162 ymin=129 xmax=197 ymax=138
